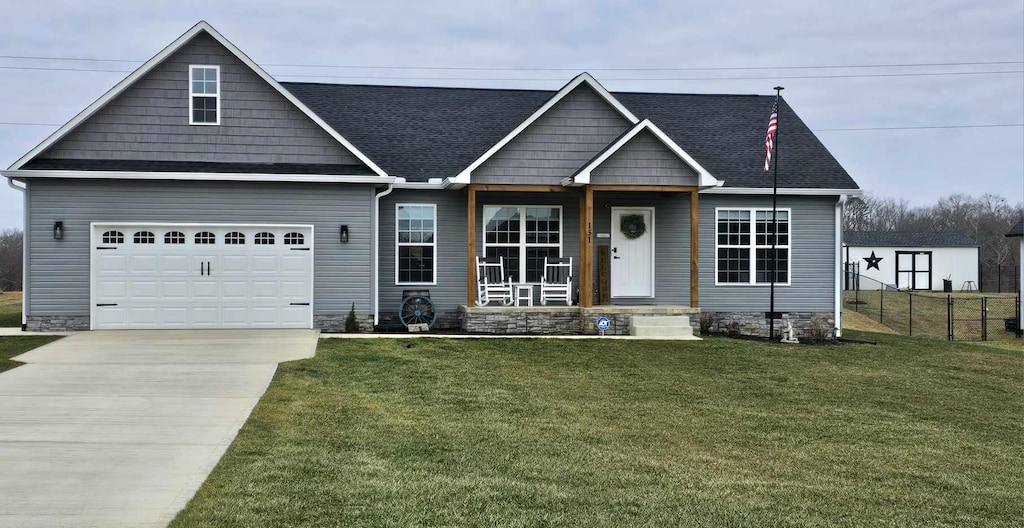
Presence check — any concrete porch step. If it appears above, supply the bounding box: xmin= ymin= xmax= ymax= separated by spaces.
xmin=629 ymin=315 xmax=700 ymax=340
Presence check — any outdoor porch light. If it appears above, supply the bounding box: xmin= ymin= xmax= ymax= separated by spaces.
xmin=53 ymin=221 xmax=64 ymax=240
xmin=339 ymin=225 xmax=349 ymax=243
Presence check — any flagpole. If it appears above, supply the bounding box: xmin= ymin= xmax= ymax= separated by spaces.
xmin=770 ymin=86 xmax=784 ymax=341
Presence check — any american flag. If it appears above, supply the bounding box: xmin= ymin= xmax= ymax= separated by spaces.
xmin=764 ymin=96 xmax=779 ymax=171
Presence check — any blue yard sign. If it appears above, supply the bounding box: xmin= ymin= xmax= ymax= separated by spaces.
xmin=596 ymin=316 xmax=610 ymax=334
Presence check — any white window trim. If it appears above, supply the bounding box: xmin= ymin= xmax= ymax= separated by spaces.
xmin=714 ymin=206 xmax=793 ymax=286
xmin=395 ymin=203 xmax=438 ymax=286
xmin=189 ymin=64 xmax=221 ymax=125
xmin=482 ymin=205 xmax=563 ymax=285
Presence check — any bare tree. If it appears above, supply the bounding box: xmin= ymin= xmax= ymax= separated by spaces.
xmin=0 ymin=228 xmax=23 ymax=292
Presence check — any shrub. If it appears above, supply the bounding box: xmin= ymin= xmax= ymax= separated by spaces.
xmin=804 ymin=317 xmax=831 ymax=342
xmin=345 ymin=303 xmax=360 ymax=333
xmin=698 ymin=312 xmax=716 ymax=335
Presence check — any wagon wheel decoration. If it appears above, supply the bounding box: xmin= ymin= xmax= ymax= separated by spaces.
xmin=620 ymin=214 xmax=647 ymax=239
xmin=399 ymin=295 xmax=437 ymax=329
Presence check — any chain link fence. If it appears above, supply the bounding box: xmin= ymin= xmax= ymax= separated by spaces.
xmin=844 ymin=274 xmax=1021 ymax=341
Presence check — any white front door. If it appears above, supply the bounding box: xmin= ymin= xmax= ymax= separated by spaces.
xmin=90 ymin=224 xmax=314 ymax=329
xmin=610 ymin=208 xmax=655 ymax=298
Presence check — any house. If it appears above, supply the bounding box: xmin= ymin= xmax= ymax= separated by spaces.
xmin=1007 ymin=218 xmax=1023 ymax=335
xmin=843 ymin=231 xmax=979 ymax=291
xmin=2 ymin=22 xmax=860 ymax=336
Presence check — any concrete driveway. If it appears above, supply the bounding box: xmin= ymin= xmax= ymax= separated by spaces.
xmin=0 ymin=329 xmax=318 ymax=528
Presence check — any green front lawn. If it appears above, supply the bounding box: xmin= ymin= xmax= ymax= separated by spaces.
xmin=172 ymin=334 xmax=1023 ymax=527
xmin=0 ymin=335 xmax=61 ymax=373
xmin=0 ymin=292 xmax=21 ymax=327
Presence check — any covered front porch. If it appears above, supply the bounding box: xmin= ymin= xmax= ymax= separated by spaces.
xmin=464 ymin=182 xmax=701 ymax=312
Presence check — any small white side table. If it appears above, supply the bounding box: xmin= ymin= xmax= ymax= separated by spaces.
xmin=514 ymin=283 xmax=534 ymax=306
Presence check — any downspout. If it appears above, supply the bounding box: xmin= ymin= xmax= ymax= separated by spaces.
xmin=6 ymin=177 xmax=27 ymax=330
xmin=834 ymin=194 xmax=848 ymax=338
xmin=372 ymin=184 xmax=394 ymax=326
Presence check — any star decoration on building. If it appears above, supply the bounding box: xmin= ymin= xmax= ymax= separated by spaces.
xmin=863 ymin=251 xmax=883 ymax=270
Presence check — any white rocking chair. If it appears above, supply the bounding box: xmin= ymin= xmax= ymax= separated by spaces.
xmin=475 ymin=256 xmax=514 ymax=306
xmin=540 ymin=257 xmax=573 ymax=306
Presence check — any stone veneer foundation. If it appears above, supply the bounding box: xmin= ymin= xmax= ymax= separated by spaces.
xmin=26 ymin=315 xmax=90 ymax=332
xmin=459 ymin=305 xmax=701 ymax=335
xmin=707 ymin=311 xmax=836 ymax=339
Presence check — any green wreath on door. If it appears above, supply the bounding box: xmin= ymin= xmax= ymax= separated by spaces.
xmin=620 ymin=214 xmax=647 ymax=240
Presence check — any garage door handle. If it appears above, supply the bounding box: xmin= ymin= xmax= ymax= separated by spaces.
xmin=207 ymin=261 xmax=212 ymax=274
xmin=290 ymin=247 xmax=310 ymax=251
xmin=96 ymin=303 xmax=118 ymax=307
xmin=200 ymin=262 xmax=205 ymax=276
xmin=290 ymin=302 xmax=310 ymax=306
xmin=96 ymin=246 xmax=117 ymax=250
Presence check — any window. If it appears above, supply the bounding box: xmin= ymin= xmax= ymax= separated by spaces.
xmin=716 ymin=208 xmax=790 ymax=285
xmin=189 ymin=65 xmax=220 ymax=125
xmin=133 ymin=231 xmax=155 ymax=244
xmin=283 ymin=232 xmax=305 ymax=245
xmin=102 ymin=230 xmax=124 ymax=244
xmin=396 ymin=204 xmax=436 ymax=284
xmin=483 ymin=206 xmax=561 ymax=283
xmin=164 ymin=231 xmax=185 ymax=244
xmin=195 ymin=231 xmax=216 ymax=245
xmin=254 ymin=232 xmax=275 ymax=245
xmin=224 ymin=231 xmax=245 ymax=245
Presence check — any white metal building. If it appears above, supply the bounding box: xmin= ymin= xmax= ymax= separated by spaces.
xmin=843 ymin=231 xmax=979 ymax=291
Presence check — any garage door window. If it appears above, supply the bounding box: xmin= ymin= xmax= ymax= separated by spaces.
xmin=164 ymin=231 xmax=185 ymax=244
xmin=225 ymin=232 xmax=245 ymax=245
xmin=195 ymin=231 xmax=216 ymax=244
xmin=284 ymin=232 xmax=305 ymax=245
xmin=133 ymin=231 xmax=155 ymax=244
xmin=102 ymin=231 xmax=124 ymax=244
xmin=255 ymin=232 xmax=275 ymax=245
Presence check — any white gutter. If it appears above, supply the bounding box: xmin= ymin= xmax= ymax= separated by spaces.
xmin=393 ymin=177 xmax=447 ymax=190
xmin=834 ymin=194 xmax=848 ymax=338
xmin=1 ymin=169 xmax=395 ymax=185
xmin=372 ymin=184 xmax=395 ymax=325
xmin=6 ymin=177 xmax=27 ymax=329
xmin=706 ymin=187 xmax=862 ymax=196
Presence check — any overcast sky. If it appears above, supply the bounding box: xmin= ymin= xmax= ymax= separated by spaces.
xmin=1 ymin=0 xmax=1022 ymax=228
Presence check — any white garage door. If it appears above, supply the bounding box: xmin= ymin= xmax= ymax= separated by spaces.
xmin=91 ymin=224 xmax=313 ymax=329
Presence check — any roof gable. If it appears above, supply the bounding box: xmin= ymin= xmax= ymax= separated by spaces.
xmin=10 ymin=21 xmax=387 ymax=177
xmin=448 ymin=73 xmax=639 ymax=185
xmin=568 ymin=119 xmax=721 ymax=188
xmin=282 ymin=83 xmax=858 ymax=190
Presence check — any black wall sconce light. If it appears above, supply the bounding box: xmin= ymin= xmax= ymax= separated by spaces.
xmin=53 ymin=221 xmax=64 ymax=240
xmin=339 ymin=225 xmax=349 ymax=243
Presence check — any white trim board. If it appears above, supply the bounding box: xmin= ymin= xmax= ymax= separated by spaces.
xmin=565 ymin=119 xmax=723 ymax=188
xmin=450 ymin=72 xmax=639 ymax=185
xmin=8 ymin=21 xmax=388 ymax=178
xmin=705 ymin=187 xmax=862 ymax=196
xmin=2 ymin=169 xmax=394 ymax=184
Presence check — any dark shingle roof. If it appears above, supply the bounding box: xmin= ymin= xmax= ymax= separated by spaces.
xmin=282 ymin=82 xmax=857 ymax=189
xmin=1007 ymin=218 xmax=1024 ymax=237
xmin=21 ymin=158 xmax=375 ymax=176
xmin=844 ymin=231 xmax=977 ymax=248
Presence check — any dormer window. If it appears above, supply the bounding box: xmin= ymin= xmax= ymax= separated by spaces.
xmin=189 ymin=65 xmax=220 ymax=125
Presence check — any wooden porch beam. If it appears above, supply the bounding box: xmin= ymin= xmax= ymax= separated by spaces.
xmin=690 ymin=191 xmax=699 ymax=307
xmin=467 ymin=185 xmax=477 ymax=306
xmin=587 ymin=184 xmax=698 ymax=193
xmin=580 ymin=186 xmax=595 ymax=307
xmin=471 ymin=184 xmax=575 ymax=193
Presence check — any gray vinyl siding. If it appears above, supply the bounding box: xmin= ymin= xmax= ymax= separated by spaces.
xmin=699 ymin=194 xmax=837 ymax=312
xmin=593 ymin=193 xmax=690 ymax=305
xmin=378 ymin=190 xmax=467 ymax=319
xmin=473 ymin=85 xmax=631 ymax=184
xmin=590 ymin=130 xmax=699 ymax=186
xmin=38 ymin=33 xmax=365 ymax=167
xmin=26 ymin=179 xmax=374 ymax=317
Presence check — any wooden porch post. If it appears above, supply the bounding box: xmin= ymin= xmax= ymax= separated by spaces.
xmin=466 ymin=185 xmax=477 ymax=306
xmin=580 ymin=186 xmax=594 ymax=307
xmin=690 ymin=190 xmax=699 ymax=307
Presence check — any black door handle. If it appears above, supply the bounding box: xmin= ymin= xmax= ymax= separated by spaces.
xmin=207 ymin=261 xmax=211 ymax=274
